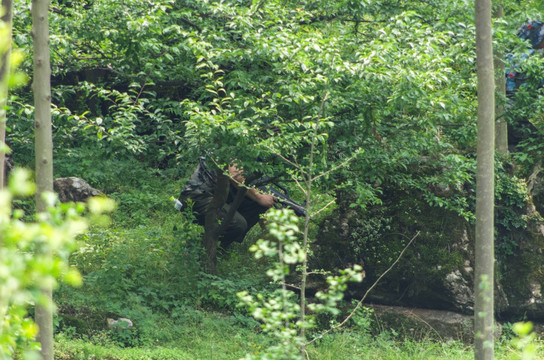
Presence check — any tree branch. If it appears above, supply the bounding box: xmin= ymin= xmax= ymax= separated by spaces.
xmin=311 ymin=150 xmax=360 ymax=182
xmin=306 ymin=231 xmax=420 ymax=346
xmin=179 ymin=16 xmax=202 ymax=32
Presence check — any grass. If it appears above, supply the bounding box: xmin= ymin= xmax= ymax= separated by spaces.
xmin=50 ymin=158 xmax=544 ymax=360
xmin=55 ymin=323 xmax=544 ymax=360
xmin=307 ymin=333 xmax=471 ymax=360
xmin=55 ymin=311 xmax=271 ymax=360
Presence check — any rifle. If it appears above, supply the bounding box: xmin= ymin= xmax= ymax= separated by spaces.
xmin=258 ymin=182 xmax=307 ymax=217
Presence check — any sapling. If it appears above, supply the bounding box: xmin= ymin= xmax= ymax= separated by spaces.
xmin=238 ymin=208 xmax=364 ymax=360
xmin=0 ymin=169 xmax=115 ymax=359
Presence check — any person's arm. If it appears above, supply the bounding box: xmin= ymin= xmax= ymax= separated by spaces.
xmin=228 ymin=164 xmax=276 ymax=208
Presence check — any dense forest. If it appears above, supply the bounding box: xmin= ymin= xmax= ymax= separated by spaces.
xmin=3 ymin=0 xmax=544 ymax=359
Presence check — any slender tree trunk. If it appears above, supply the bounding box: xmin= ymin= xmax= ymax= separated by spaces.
xmin=299 ymin=169 xmax=311 ymax=346
xmin=32 ymin=0 xmax=54 ymax=359
xmin=218 ymin=184 xmax=248 ymax=236
xmin=0 ymin=1 xmax=11 ymax=338
xmin=300 ymin=92 xmax=328 ymax=350
xmin=204 ymin=172 xmax=230 ymax=274
xmin=0 ymin=0 xmax=13 ymax=188
xmin=493 ymin=6 xmax=508 ymax=154
xmin=474 ymin=0 xmax=495 ymax=359
xmin=204 ymin=168 xmax=255 ymax=273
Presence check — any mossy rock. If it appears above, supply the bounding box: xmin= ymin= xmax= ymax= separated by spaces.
xmin=57 ymin=304 xmax=111 ymax=336
xmin=368 ymin=305 xmax=475 ymax=342
xmin=313 ymin=175 xmax=544 ymax=322
xmin=313 ymin=186 xmax=473 ymax=314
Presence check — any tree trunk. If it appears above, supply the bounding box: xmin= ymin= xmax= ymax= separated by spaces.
xmin=204 ymin=171 xmax=230 ymax=274
xmin=474 ymin=0 xmax=495 ymax=359
xmin=32 ymin=0 xmax=54 ymax=359
xmin=493 ymin=6 xmax=507 ymax=154
xmin=0 ymin=0 xmax=13 ymax=188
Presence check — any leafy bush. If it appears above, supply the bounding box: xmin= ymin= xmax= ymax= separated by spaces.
xmin=495 ymin=162 xmax=531 ymax=260
xmin=66 ymin=219 xmax=203 ymax=308
xmin=0 ymin=169 xmax=114 ymax=359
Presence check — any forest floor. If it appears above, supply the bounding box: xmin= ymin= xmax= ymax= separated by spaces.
xmin=51 ymin=162 xmax=544 ymax=360
xmin=53 ymin=320 xmax=543 ymax=360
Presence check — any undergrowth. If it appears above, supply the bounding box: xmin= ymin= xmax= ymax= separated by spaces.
xmin=51 ymin=157 xmax=544 ymax=359
xmin=55 ymin=324 xmax=544 ymax=360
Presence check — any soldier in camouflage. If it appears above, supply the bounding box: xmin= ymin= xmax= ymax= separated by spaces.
xmin=178 ymin=157 xmax=276 ymax=248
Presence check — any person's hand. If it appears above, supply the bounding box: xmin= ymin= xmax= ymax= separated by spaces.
xmin=257 ymin=193 xmax=277 ymax=208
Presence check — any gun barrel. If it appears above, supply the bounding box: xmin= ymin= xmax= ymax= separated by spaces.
xmin=259 ymin=185 xmax=307 ymax=217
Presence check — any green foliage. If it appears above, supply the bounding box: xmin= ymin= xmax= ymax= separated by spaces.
xmin=55 ymin=327 xmax=544 ymax=360
xmin=495 ymin=163 xmax=531 ymax=259
xmin=6 ymin=0 xmax=540 ymax=216
xmin=67 ymin=220 xmax=204 ymax=313
xmin=510 ymin=322 xmax=538 ymax=360
xmin=0 ymin=169 xmax=114 ymax=359
xmin=238 ymin=209 xmax=364 ymax=359
xmin=9 ymin=0 xmax=195 ymax=169
xmin=6 ymin=0 xmax=544 ymax=357
xmin=512 ymin=136 xmax=544 ymax=175
xmin=54 ymin=311 xmax=269 ymax=360
xmin=57 ymin=192 xmax=273 ymax=347
xmin=0 ymin=19 xmax=29 ymax=89
xmin=349 ymin=304 xmax=375 ymax=336
xmin=5 ymin=0 xmax=522 ymax=228
xmin=198 ymin=273 xmax=261 ymax=311
xmin=237 ymin=210 xmax=307 ymax=359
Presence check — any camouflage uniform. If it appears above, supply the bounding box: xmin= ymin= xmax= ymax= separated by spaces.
xmin=179 ymin=158 xmax=268 ymax=247
xmin=505 ymin=20 xmax=544 ymax=96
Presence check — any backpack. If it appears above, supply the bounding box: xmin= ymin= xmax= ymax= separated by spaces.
xmin=505 ymin=20 xmax=544 ymax=95
xmin=517 ymin=20 xmax=544 ymax=49
xmin=180 ymin=157 xmax=217 ymax=197
xmin=505 ymin=52 xmax=531 ymax=95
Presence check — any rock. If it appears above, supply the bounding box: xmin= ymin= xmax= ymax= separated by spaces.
xmin=312 ymin=174 xmax=543 ymax=321
xmin=107 ymin=317 xmax=133 ymax=330
xmin=367 ymin=304 xmax=476 ymax=342
xmin=444 ymin=269 xmax=473 ymax=312
xmin=499 ymin=199 xmax=544 ymax=319
xmin=54 ymin=177 xmax=103 ymax=202
xmin=313 ymin=192 xmax=480 ymax=315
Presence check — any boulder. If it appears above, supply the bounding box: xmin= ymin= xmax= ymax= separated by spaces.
xmin=54 ymin=177 xmax=103 ymax=203
xmin=313 ymin=188 xmax=479 ymax=315
xmin=107 ymin=317 xmax=134 ymax=330
xmin=366 ymin=304 xmax=475 ymax=342
xmin=499 ymin=199 xmax=544 ymax=319
xmin=313 ymin=176 xmax=544 ymax=321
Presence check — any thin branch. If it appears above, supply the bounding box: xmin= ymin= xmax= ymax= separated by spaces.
xmin=310 ymin=199 xmax=336 ymax=218
xmin=527 ymin=159 xmax=542 ymax=194
xmin=284 ymin=282 xmax=301 ymax=291
xmin=73 ymin=56 xmax=116 ymax=61
xmin=265 ymin=145 xmax=304 ymax=172
xmin=179 ymin=16 xmax=202 ymax=32
xmin=133 ymin=83 xmax=147 ymax=105
xmin=306 ymin=231 xmax=420 ymax=346
xmin=290 ymin=173 xmax=307 ymax=197
xmin=307 ymin=270 xmax=331 ymax=276
xmin=51 ymin=6 xmax=66 ymax=16
xmin=402 ymin=311 xmax=444 ymax=341
xmin=319 ymin=91 xmax=329 ymax=118
xmin=311 ymin=150 xmax=360 ymax=182
xmin=264 ymin=146 xmax=308 ymax=195
xmin=206 ymin=156 xmax=262 ymax=194
xmin=73 ymin=41 xmax=114 ymax=60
